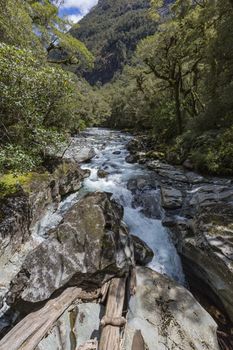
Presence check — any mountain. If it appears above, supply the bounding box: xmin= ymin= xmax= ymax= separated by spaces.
xmin=70 ymin=0 xmax=157 ymax=84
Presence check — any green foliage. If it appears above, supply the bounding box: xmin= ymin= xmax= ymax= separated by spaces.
xmin=103 ymin=0 xmax=233 ymax=176
xmin=0 ymin=0 xmax=94 ymax=67
xmin=0 ymin=44 xmax=105 ymax=173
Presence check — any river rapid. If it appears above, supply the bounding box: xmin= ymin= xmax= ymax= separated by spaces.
xmin=81 ymin=128 xmax=185 ymax=284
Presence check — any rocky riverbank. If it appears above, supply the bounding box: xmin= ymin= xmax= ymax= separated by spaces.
xmin=127 ymin=135 xmax=233 ymax=347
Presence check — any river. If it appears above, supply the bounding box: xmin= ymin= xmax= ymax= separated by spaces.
xmin=80 ymin=128 xmax=185 ymax=284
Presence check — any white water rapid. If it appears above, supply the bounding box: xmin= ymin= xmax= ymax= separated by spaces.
xmin=81 ymin=128 xmax=185 ymax=284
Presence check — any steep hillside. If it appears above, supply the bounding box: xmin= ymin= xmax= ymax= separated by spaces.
xmin=70 ymin=0 xmax=157 ymax=84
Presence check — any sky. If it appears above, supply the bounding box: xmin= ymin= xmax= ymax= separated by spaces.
xmin=59 ymin=0 xmax=98 ymax=23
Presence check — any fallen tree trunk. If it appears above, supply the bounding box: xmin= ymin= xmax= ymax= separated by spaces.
xmin=0 ymin=287 xmax=99 ymax=350
xmin=99 ymin=277 xmax=126 ymax=350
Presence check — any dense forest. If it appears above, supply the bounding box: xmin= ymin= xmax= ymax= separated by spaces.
xmin=100 ymin=0 xmax=233 ymax=175
xmin=0 ymin=0 xmax=109 ymax=176
xmin=0 ymin=0 xmax=233 ymax=178
xmin=71 ymin=0 xmax=157 ymax=83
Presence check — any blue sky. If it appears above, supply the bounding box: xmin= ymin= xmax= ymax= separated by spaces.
xmin=59 ymin=0 xmax=98 ymax=23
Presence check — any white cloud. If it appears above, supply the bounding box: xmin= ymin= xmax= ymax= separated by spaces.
xmin=66 ymin=13 xmax=83 ymax=23
xmin=61 ymin=0 xmax=98 ymax=16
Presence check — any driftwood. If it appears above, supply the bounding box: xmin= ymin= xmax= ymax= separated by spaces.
xmin=77 ymin=339 xmax=98 ymax=350
xmin=0 ymin=287 xmax=100 ymax=350
xmin=129 ymin=267 xmax=137 ymax=296
xmin=100 ymin=281 xmax=111 ymax=304
xmin=99 ymin=277 xmax=126 ymax=350
xmin=100 ymin=316 xmax=126 ymax=327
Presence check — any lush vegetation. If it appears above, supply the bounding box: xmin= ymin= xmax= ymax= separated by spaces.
xmin=1 ymin=0 xmax=232 ymax=177
xmin=0 ymin=0 xmax=107 ymax=174
xmin=71 ymin=0 xmax=157 ymax=84
xmin=102 ymin=0 xmax=233 ymax=175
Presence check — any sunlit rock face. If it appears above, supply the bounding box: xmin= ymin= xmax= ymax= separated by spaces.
xmin=123 ymin=267 xmax=220 ymax=350
xmin=6 ymin=192 xmax=134 ymax=305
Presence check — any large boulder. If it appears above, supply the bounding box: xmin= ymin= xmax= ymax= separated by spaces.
xmin=6 ymin=192 xmax=134 ymax=305
xmin=181 ymin=203 xmax=233 ymax=322
xmin=0 ymin=162 xmax=90 ymax=264
xmin=123 ymin=267 xmax=220 ymax=350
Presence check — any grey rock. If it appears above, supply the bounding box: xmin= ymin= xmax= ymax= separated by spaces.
xmin=97 ymin=169 xmax=108 ymax=178
xmin=123 ymin=267 xmax=219 ymax=350
xmin=6 ymin=192 xmax=134 ymax=305
xmin=131 ymin=235 xmax=154 ymax=265
xmin=161 ymin=187 xmax=183 ymax=209
xmin=181 ymin=203 xmax=233 ymax=322
xmin=125 ymin=155 xmax=137 ymax=164
xmin=132 ymin=192 xmax=161 ymax=219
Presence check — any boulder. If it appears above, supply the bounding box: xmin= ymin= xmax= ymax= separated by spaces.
xmin=0 ymin=162 xmax=90 ymax=264
xmin=181 ymin=203 xmax=233 ymax=322
xmin=125 ymin=155 xmax=137 ymax=164
xmin=147 ymin=160 xmax=188 ymax=183
xmin=131 ymin=235 xmax=154 ymax=266
xmin=161 ymin=186 xmax=183 ymax=209
xmin=132 ymin=192 xmax=161 ymax=219
xmin=97 ymin=169 xmax=109 ymax=178
xmin=62 ymin=138 xmax=95 ymax=164
xmin=6 ymin=192 xmax=134 ymax=305
xmin=123 ymin=267 xmax=219 ymax=350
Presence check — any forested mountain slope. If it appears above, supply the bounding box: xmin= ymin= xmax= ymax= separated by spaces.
xmin=70 ymin=0 xmax=157 ymax=84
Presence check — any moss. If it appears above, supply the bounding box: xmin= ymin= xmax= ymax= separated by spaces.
xmin=0 ymin=171 xmax=50 ymax=198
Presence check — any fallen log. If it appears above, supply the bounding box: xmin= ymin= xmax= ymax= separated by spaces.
xmin=0 ymin=287 xmax=100 ymax=350
xmin=99 ymin=277 xmax=126 ymax=350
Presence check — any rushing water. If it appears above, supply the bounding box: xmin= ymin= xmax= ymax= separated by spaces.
xmin=81 ymin=128 xmax=185 ymax=284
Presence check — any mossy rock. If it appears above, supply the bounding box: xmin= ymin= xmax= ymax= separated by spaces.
xmin=0 ymin=172 xmax=50 ymax=199
xmin=145 ymin=150 xmax=165 ymax=160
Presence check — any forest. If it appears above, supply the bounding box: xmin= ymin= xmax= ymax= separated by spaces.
xmin=0 ymin=0 xmax=233 ymax=177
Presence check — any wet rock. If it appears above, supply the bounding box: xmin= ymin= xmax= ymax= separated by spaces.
xmin=127 ymin=176 xmax=157 ymax=193
xmin=181 ymin=203 xmax=233 ymax=322
xmin=97 ymin=169 xmax=108 ymax=178
xmin=161 ymin=187 xmax=183 ymax=209
xmin=132 ymin=192 xmax=161 ymax=219
xmin=127 ymin=139 xmax=144 ymax=153
xmin=123 ymin=267 xmax=219 ymax=350
xmin=131 ymin=235 xmax=154 ymax=266
xmin=147 ymin=160 xmax=188 ymax=183
xmin=125 ymin=154 xmax=137 ymax=164
xmin=112 ymin=150 xmax=121 ymax=155
xmin=186 ymin=184 xmax=233 ymax=211
xmin=6 ymin=192 xmax=134 ymax=305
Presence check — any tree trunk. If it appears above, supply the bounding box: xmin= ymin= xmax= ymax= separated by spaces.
xmin=99 ymin=278 xmax=126 ymax=350
xmin=174 ymin=83 xmax=183 ymax=134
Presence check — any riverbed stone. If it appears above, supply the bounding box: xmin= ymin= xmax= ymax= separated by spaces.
xmin=97 ymin=169 xmax=109 ymax=178
xmin=131 ymin=235 xmax=154 ymax=266
xmin=161 ymin=186 xmax=183 ymax=209
xmin=6 ymin=192 xmax=134 ymax=305
xmin=123 ymin=267 xmax=219 ymax=350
